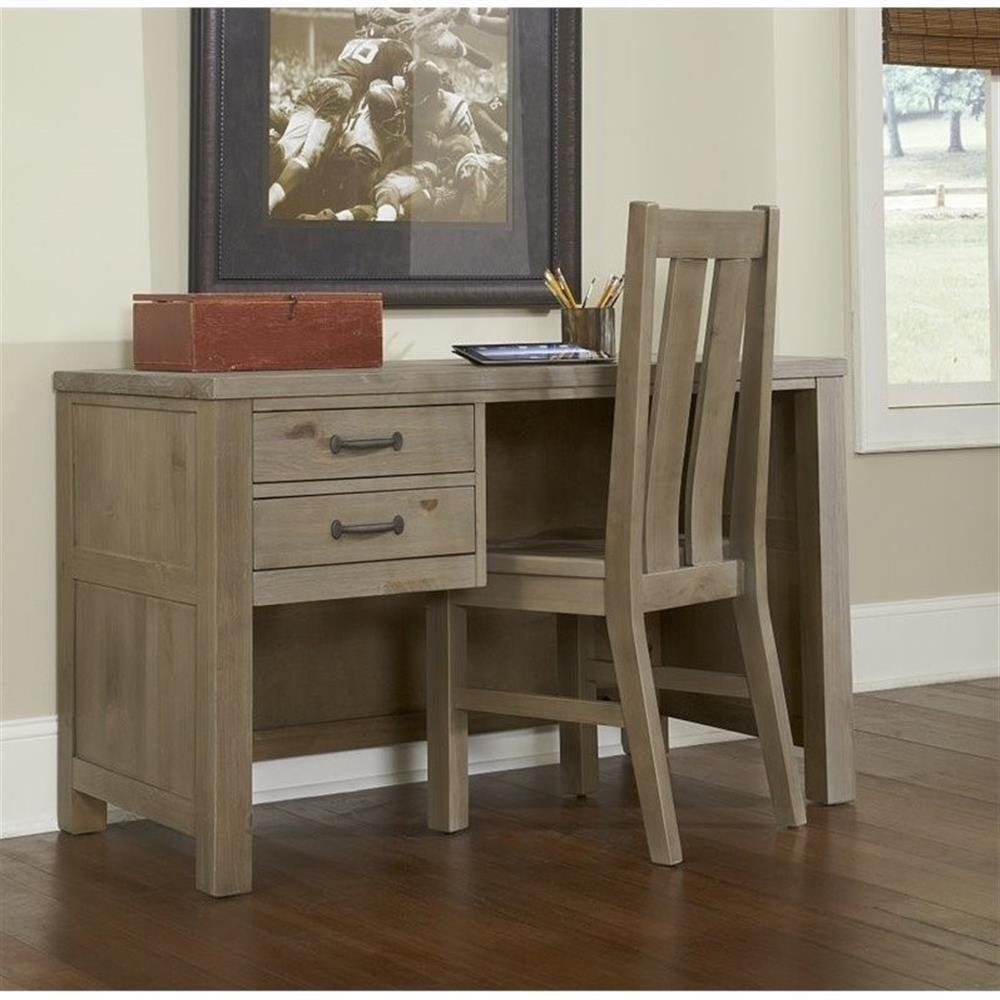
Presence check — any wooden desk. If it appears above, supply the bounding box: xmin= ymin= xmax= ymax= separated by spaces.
xmin=53 ymin=357 xmax=855 ymax=896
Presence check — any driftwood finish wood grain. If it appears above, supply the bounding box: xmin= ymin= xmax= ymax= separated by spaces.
xmin=193 ymin=399 xmax=254 ymax=896
xmin=556 ymin=615 xmax=600 ymax=797
xmin=54 ymin=345 xmax=851 ymax=894
xmin=56 ymin=396 xmax=107 ymax=836
xmin=74 ymin=582 xmax=196 ymax=799
xmin=795 ymin=377 xmax=856 ymax=803
xmin=253 ymin=487 xmax=476 ymax=570
xmin=72 ymin=401 xmax=198 ymax=569
xmin=55 ymin=394 xmax=255 ymax=896
xmin=426 ymin=593 xmax=469 ymax=833
xmin=253 ymin=554 xmax=479 ymax=606
xmin=253 ymin=405 xmax=474 ymax=482
xmin=426 ymin=204 xmax=808 ymax=868
xmin=645 ymin=257 xmax=705 ymax=571
xmin=53 ymin=356 xmax=846 ymax=400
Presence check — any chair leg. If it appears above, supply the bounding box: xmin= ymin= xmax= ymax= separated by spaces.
xmin=733 ymin=586 xmax=807 ymax=828
xmin=426 ymin=592 xmax=469 ymax=833
xmin=650 ymin=614 xmax=670 ymax=754
xmin=621 ymin=712 xmax=669 ymax=757
xmin=606 ymin=605 xmax=683 ymax=866
xmin=556 ymin=615 xmax=600 ymax=797
xmin=620 ymin=615 xmax=668 ymax=756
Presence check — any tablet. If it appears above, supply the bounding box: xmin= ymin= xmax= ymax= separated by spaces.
xmin=452 ymin=342 xmax=610 ymax=365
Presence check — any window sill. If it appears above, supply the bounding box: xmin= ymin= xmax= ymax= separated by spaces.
xmin=855 ymin=397 xmax=1000 ymax=453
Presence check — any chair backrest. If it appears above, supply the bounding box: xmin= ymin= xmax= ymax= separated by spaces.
xmin=605 ymin=203 xmax=779 ymax=589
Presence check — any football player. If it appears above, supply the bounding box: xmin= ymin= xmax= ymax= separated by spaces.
xmin=453 ymin=150 xmax=507 ymax=222
xmin=268 ymin=35 xmax=412 ymax=216
xmin=409 ymin=60 xmax=484 ymax=166
xmin=268 ymin=104 xmax=291 ymax=181
xmin=314 ymin=78 xmax=412 ymax=214
xmin=459 ymin=7 xmax=509 ymax=35
xmin=470 ymin=93 xmax=507 ymax=156
xmin=297 ymin=204 xmax=377 ymax=222
xmin=372 ymin=161 xmax=442 ymax=221
xmin=355 ymin=8 xmax=495 ymax=70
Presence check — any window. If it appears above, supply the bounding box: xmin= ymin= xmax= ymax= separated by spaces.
xmin=849 ymin=10 xmax=1000 ymax=451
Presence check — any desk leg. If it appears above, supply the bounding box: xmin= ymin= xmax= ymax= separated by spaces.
xmin=426 ymin=593 xmax=469 ymax=832
xmin=794 ymin=377 xmax=856 ymax=805
xmin=194 ymin=401 xmax=254 ymax=897
xmin=557 ymin=616 xmax=600 ymax=796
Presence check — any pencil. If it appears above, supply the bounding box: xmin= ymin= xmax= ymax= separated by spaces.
xmin=581 ymin=277 xmax=596 ymax=307
xmin=545 ymin=268 xmax=569 ymax=308
xmin=548 ymin=282 xmax=571 ymax=309
xmin=551 ymin=270 xmax=575 ymax=308
xmin=596 ymin=274 xmax=617 ymax=309
xmin=543 ymin=269 xmax=574 ymax=309
xmin=554 ymin=266 xmax=577 ymax=308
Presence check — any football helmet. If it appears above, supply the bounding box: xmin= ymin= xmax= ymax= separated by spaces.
xmin=408 ymin=59 xmax=444 ymax=108
xmin=367 ymin=80 xmax=408 ymax=139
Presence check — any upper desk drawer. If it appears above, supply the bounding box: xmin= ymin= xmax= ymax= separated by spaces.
xmin=253 ymin=405 xmax=475 ymax=482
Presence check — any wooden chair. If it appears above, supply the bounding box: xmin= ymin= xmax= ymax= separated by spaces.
xmin=425 ymin=202 xmax=807 ymax=865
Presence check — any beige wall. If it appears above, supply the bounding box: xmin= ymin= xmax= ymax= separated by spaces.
xmin=2 ymin=8 xmax=997 ymax=721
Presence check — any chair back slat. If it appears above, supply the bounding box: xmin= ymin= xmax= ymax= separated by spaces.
xmin=730 ymin=226 xmax=779 ymax=563
xmin=683 ymin=257 xmax=751 ymax=565
xmin=644 ymin=258 xmax=706 ymax=572
xmin=607 ymin=202 xmax=778 ymax=586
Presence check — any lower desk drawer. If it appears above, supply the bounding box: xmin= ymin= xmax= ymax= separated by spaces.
xmin=253 ymin=487 xmax=475 ymax=570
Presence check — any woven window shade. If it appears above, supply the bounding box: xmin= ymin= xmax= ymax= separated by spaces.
xmin=883 ymin=9 xmax=1000 ymax=71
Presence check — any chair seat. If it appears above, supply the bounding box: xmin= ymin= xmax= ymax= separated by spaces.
xmin=487 ymin=528 xmax=607 ymax=578
xmin=486 ymin=528 xmax=733 ymax=579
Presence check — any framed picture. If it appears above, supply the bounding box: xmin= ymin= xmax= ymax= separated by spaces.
xmin=190 ymin=8 xmax=580 ymax=307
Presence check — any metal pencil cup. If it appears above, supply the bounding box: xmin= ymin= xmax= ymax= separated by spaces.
xmin=561 ymin=307 xmax=616 ymax=359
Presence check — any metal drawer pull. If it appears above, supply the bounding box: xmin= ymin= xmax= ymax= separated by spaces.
xmin=329 ymin=431 xmax=403 ymax=454
xmin=330 ymin=515 xmax=405 ymax=540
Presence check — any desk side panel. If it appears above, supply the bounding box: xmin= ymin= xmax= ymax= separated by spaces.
xmin=59 ymin=394 xmax=201 ymax=830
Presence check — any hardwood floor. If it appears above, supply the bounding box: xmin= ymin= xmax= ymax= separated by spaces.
xmin=1 ymin=681 xmax=997 ymax=989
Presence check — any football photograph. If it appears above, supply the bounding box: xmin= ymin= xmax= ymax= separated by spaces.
xmin=268 ymin=8 xmax=510 ymax=224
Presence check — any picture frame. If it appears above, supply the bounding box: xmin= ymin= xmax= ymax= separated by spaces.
xmin=189 ymin=8 xmax=581 ymax=307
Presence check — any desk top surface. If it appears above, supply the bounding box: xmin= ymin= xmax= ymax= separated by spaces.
xmin=54 ymin=356 xmax=846 ymax=402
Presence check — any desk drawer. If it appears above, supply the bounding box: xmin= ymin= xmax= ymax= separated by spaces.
xmin=253 ymin=405 xmax=474 ymax=482
xmin=254 ymin=487 xmax=475 ymax=570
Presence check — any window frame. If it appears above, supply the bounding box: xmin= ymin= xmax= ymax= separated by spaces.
xmin=848 ymin=9 xmax=1000 ymax=452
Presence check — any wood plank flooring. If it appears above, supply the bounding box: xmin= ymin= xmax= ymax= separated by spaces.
xmin=1 ymin=680 xmax=997 ymax=989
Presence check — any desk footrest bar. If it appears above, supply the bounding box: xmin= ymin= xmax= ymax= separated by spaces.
xmin=454 ymin=687 xmax=625 ymax=727
xmin=587 ymin=663 xmax=750 ymax=699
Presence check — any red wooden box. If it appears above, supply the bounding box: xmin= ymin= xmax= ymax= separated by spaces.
xmin=132 ymin=293 xmax=383 ymax=372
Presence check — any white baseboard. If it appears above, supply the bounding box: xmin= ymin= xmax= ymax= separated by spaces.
xmin=850 ymin=592 xmax=999 ymax=692
xmin=3 ymin=592 xmax=996 ymax=839
xmin=252 ymin=718 xmax=736 ymax=806
xmin=0 ymin=716 xmax=60 ymax=839
xmin=0 ymin=716 xmax=733 ymax=839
